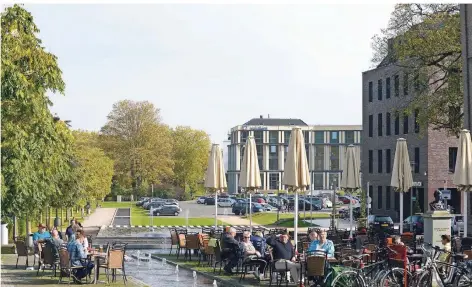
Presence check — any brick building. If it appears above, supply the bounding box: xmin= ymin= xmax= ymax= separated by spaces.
xmin=361 ymin=62 xmax=461 ymax=221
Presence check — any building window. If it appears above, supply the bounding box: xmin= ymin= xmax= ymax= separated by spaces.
xmin=284 ymin=131 xmax=291 ymax=144
xmin=378 ymin=186 xmax=383 ymax=209
xmin=328 ymin=173 xmax=339 ymax=188
xmin=269 ymin=173 xmax=279 ymax=190
xmin=386 ymin=77 xmax=391 ymax=99
xmin=314 ymin=146 xmax=324 ymax=170
xmin=378 ymin=113 xmax=383 ymax=137
xmin=449 ymin=147 xmax=458 ymax=173
xmin=378 ymin=150 xmax=383 ymax=173
xmin=241 ymin=131 xmax=248 ymax=143
xmin=254 ymin=131 xmax=263 ymax=144
xmin=304 ymin=131 xmax=310 ymax=143
xmin=386 ymin=186 xmax=391 ymax=210
xmin=257 ymin=145 xmax=263 ymax=170
xmin=403 ymin=115 xmax=409 ymax=134
xmin=368 ymin=115 xmax=373 ymax=137
xmin=260 ymin=173 xmax=265 ymax=189
xmin=269 ymin=131 xmax=278 ymax=144
xmin=269 ymin=158 xmax=278 ymax=170
xmin=369 ymin=185 xmax=373 ymax=202
xmin=394 ymin=75 xmax=399 ymax=97
xmin=368 ymin=150 xmax=373 ymax=173
xmin=368 ymin=81 xmax=373 ymax=102
xmin=394 ymin=114 xmax=400 ymax=135
xmin=315 ymin=131 xmax=324 ymax=144
xmin=345 ymin=131 xmax=355 ymax=144
xmin=270 ymin=145 xmax=277 ymax=154
xmin=284 ymin=145 xmax=289 ymax=164
xmin=330 ymin=131 xmax=339 ymax=144
xmin=378 ymin=79 xmax=383 ymax=100
xmin=414 ymin=109 xmax=420 ymax=133
xmin=414 ymin=147 xmax=420 ymax=173
xmin=313 ymin=173 xmax=324 ymax=189
xmin=403 ymin=73 xmax=409 ymax=96
xmin=386 ymin=113 xmax=391 ymax=136
xmin=386 ymin=149 xmax=391 ymax=173
xmin=330 ymin=146 xmax=340 ymax=170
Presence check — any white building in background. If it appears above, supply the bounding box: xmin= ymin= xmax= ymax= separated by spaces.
xmin=226 ymin=116 xmax=362 ymax=194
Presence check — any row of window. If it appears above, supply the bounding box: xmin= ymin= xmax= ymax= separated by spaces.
xmin=368 ymin=110 xmax=420 ymax=137
xmin=368 ymin=73 xmax=410 ymax=102
xmin=240 ymin=145 xmax=343 ymax=171
xmin=262 ymin=172 xmax=339 ymax=190
xmin=235 ymin=130 xmax=356 ymax=144
xmin=368 ymin=147 xmax=420 ymax=174
xmin=369 ymin=185 xmax=396 ymax=210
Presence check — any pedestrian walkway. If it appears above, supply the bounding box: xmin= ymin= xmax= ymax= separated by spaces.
xmin=82 ymin=208 xmax=116 ymax=238
xmin=219 ymin=215 xmax=252 ymax=226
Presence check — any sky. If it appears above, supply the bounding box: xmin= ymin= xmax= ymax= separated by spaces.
xmin=25 ymin=3 xmax=395 ymax=144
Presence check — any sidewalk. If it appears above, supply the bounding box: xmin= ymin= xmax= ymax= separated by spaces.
xmin=82 ymin=208 xmax=116 ymax=238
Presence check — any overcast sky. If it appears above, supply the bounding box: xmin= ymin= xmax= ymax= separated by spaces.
xmin=25 ymin=3 xmax=394 ymax=144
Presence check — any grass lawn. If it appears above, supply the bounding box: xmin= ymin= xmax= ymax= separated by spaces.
xmin=247 ymin=212 xmax=330 ymax=226
xmin=277 ymin=219 xmax=318 ymax=228
xmin=100 ymin=201 xmax=225 ymax=226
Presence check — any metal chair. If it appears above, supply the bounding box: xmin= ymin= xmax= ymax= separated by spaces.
xmin=184 ymin=234 xmax=200 ymax=261
xmin=169 ymin=229 xmax=179 ymax=256
xmin=37 ymin=242 xmax=59 ymax=277
xmin=14 ymin=239 xmax=29 ymax=268
xmin=212 ymin=240 xmax=227 ymax=275
xmin=304 ymin=253 xmax=327 ymax=286
xmin=176 ymin=233 xmax=186 ymax=259
xmin=100 ymin=249 xmax=126 ymax=285
xmin=58 ymin=247 xmax=87 ymax=284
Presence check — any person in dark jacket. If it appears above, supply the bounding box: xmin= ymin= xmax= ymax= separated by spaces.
xmin=266 ymin=232 xmax=301 ymax=284
xmin=221 ymin=227 xmax=241 ymax=274
xmin=65 ymin=219 xmax=76 ymax=240
xmin=251 ymin=231 xmax=266 ymax=254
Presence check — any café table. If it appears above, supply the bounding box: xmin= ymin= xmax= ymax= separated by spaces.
xmin=88 ymin=250 xmax=107 ymax=284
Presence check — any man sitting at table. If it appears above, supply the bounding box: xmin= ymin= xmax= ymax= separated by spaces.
xmin=33 ymin=223 xmax=51 ymax=255
xmin=266 ymin=232 xmax=302 ymax=285
xmin=308 ymin=230 xmax=335 ymax=258
xmin=67 ymin=232 xmax=94 ymax=281
xmin=221 ymin=227 xmax=242 ymax=274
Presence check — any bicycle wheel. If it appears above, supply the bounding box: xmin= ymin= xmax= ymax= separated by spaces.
xmin=416 ymin=270 xmax=432 ymax=287
xmin=380 ymin=268 xmax=409 ymax=287
xmin=454 ymin=273 xmax=472 ymax=287
xmin=331 ymin=270 xmax=364 ymax=287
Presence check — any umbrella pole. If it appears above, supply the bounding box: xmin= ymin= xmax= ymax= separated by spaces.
xmin=310 ymin=189 xmax=313 ymax=227
xmin=294 ymin=190 xmax=299 ymax=251
xmin=464 ymin=191 xmax=468 ymax=237
xmin=400 ymin=192 xmax=403 ymax=234
xmin=250 ymin=192 xmax=253 ymax=233
xmin=349 ymin=190 xmax=353 ymax=238
xmin=215 ymin=192 xmax=218 ymax=229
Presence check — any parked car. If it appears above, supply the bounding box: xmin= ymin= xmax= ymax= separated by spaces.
xmin=197 ymin=196 xmax=207 ymax=204
xmin=204 ymin=197 xmax=216 ymax=205
xmin=403 ymin=215 xmax=424 ymax=234
xmin=153 ymin=205 xmax=182 ymax=216
xmin=368 ymin=215 xmax=394 ymax=234
xmin=232 ymin=202 xmax=263 ymax=215
xmin=146 ymin=202 xmax=165 ymax=210
xmin=261 ymin=203 xmax=278 ymax=212
xmin=324 ymin=198 xmax=333 ymax=208
xmin=136 ymin=197 xmax=149 ymax=206
xmin=253 ymin=197 xmax=266 ymax=204
xmin=338 ymin=196 xmax=357 ymax=204
xmin=452 ymin=215 xmax=464 ymax=234
xmin=217 ymin=198 xmax=234 ymax=207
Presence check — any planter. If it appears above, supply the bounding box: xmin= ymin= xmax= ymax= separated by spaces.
xmin=1 ymin=223 xmax=8 ymax=245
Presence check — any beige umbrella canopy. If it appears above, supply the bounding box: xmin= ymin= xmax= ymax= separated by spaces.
xmin=204 ymin=144 xmax=227 ymax=228
xmin=340 ymin=145 xmax=361 ymax=237
xmin=282 ymin=127 xmax=310 ymax=250
xmin=453 ymin=129 xmax=472 ymax=235
xmin=239 ymin=136 xmax=261 ymax=231
xmin=390 ymin=138 xmax=413 ymax=234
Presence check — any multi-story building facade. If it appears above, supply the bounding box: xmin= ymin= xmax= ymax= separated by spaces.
xmin=226 ymin=116 xmax=362 ymax=194
xmin=362 ymin=62 xmax=461 ymax=221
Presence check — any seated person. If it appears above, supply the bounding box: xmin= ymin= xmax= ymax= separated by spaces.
xmin=393 ymin=236 xmax=404 ymax=246
xmin=67 ymin=233 xmax=94 ymax=281
xmin=33 ymin=224 xmax=51 ymax=255
xmin=308 ymin=230 xmax=335 ymax=258
xmin=241 ymin=231 xmax=267 ymax=280
xmin=50 ymin=229 xmax=64 ymax=249
xmin=221 ymin=227 xmax=241 ymax=274
xmin=308 ymin=229 xmax=319 ymax=250
xmin=266 ymin=232 xmax=302 ymax=285
xmin=250 ymin=231 xmax=266 ymax=254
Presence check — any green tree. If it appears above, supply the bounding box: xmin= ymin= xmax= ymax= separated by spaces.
xmin=1 ymin=5 xmax=73 ymax=219
xmin=372 ymin=4 xmax=461 ymax=135
xmin=73 ymin=131 xmax=114 ymax=201
xmin=100 ymin=100 xmax=174 ymax=196
xmin=171 ymin=126 xmax=211 ymax=196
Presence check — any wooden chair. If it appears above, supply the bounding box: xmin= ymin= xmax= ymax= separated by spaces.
xmin=198 ymin=233 xmax=211 ymax=266
xmin=176 ymin=233 xmax=187 ymax=259
xmin=184 ymin=234 xmax=200 ymax=261
xmin=14 ymin=239 xmax=30 ymax=268
xmin=304 ymin=255 xmax=327 ymax=286
xmin=58 ymin=247 xmax=87 ymax=284
xmin=100 ymin=249 xmax=126 ymax=285
xmin=169 ymin=229 xmax=179 ymax=256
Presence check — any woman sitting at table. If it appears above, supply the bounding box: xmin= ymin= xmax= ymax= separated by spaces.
xmin=67 ymin=232 xmax=94 ymax=281
xmin=308 ymin=230 xmax=335 ymax=258
xmin=241 ymin=231 xmax=267 ymax=281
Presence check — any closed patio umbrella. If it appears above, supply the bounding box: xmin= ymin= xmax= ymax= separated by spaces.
xmin=453 ymin=129 xmax=472 ymax=236
xmin=204 ymin=144 xmax=227 ymax=228
xmin=282 ymin=127 xmax=310 ymax=250
xmin=390 ymin=138 xmax=413 ymax=234
xmin=239 ymin=136 xmax=262 ymax=232
xmin=340 ymin=145 xmax=361 ymax=238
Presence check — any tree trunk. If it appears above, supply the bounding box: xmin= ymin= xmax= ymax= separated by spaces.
xmin=25 ymin=217 xmax=31 ymax=247
xmin=13 ymin=216 xmax=17 ymax=242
